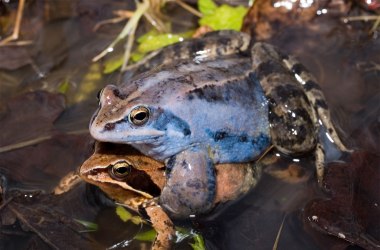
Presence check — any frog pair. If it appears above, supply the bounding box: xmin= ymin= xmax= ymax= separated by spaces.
xmin=80 ymin=141 xmax=262 ymax=250
xmin=84 ymin=30 xmax=349 ymax=248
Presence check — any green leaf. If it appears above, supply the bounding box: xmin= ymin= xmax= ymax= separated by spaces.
xmin=189 ymin=233 xmax=206 ymax=250
xmin=57 ymin=79 xmax=70 ymax=94
xmin=134 ymin=229 xmax=157 ymax=242
xmin=136 ymin=30 xmax=194 ymax=54
xmin=130 ymin=215 xmax=145 ymax=225
xmin=115 ymin=206 xmax=132 ymax=222
xmin=199 ymin=5 xmax=248 ymax=31
xmin=75 ymin=219 xmax=98 ymax=231
xmin=198 ymin=0 xmax=218 ymax=15
xmin=103 ymin=55 xmax=124 ymax=74
xmin=130 ymin=51 xmax=146 ymax=62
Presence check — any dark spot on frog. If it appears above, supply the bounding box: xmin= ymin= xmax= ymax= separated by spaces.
xmin=104 ymin=123 xmax=115 ymax=131
xmin=206 ymin=129 xmax=270 ymax=160
xmin=165 ymin=155 xmax=176 ymax=176
xmin=315 ymin=99 xmax=328 ymax=109
xmin=168 ymin=75 xmax=194 ymax=86
xmin=206 ymin=73 xmax=216 ymax=81
xmin=304 ymin=80 xmax=322 ymax=91
xmin=255 ymin=60 xmax=291 ymax=79
xmin=171 ymin=42 xmax=183 ymax=57
xmin=152 ymin=110 xmax=191 ymax=137
xmin=113 ymin=88 xmax=128 ymax=100
xmin=187 ymin=83 xmax=231 ymax=102
xmin=291 ymin=63 xmax=308 ymax=75
xmin=217 ymin=36 xmax=231 ymax=46
xmin=269 ymin=108 xmax=314 ymax=147
xmin=213 ymin=131 xmax=229 ymax=141
xmin=251 ymin=134 xmax=271 ymax=149
xmin=190 ymin=40 xmax=206 ymax=57
xmin=240 ymin=135 xmax=248 ymax=142
xmin=273 ymin=84 xmax=307 ymax=101
xmin=186 ymin=179 xmax=204 ymax=190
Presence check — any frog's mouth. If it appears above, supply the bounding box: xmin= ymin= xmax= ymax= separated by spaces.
xmin=90 ymin=123 xmax=165 ymax=144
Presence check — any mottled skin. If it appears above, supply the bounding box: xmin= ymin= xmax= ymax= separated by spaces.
xmin=79 ymin=142 xmax=260 ymax=249
xmin=90 ymin=30 xmax=349 ymax=217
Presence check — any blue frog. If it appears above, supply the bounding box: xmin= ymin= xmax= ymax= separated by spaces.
xmin=89 ymin=30 xmax=349 ymax=218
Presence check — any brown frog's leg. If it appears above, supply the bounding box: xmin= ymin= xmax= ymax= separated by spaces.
xmin=53 ymin=171 xmax=82 ymax=195
xmin=251 ymin=42 xmax=318 ymax=155
xmin=143 ymin=201 xmax=175 ymax=250
xmin=281 ymin=54 xmax=350 ymax=153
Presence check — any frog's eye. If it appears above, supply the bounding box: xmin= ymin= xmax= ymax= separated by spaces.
xmin=109 ymin=161 xmax=132 ymax=180
xmin=129 ymin=106 xmax=150 ymax=126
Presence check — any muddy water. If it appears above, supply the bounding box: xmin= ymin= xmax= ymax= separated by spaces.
xmin=0 ymin=0 xmax=379 ymax=249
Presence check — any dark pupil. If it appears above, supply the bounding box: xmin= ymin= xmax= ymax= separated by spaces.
xmin=115 ymin=166 xmax=129 ymax=175
xmin=134 ymin=111 xmax=147 ymax=121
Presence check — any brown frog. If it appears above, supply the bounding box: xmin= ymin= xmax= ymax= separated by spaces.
xmin=79 ymin=142 xmax=261 ymax=250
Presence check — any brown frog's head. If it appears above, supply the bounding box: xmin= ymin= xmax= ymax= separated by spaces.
xmin=79 ymin=142 xmax=166 ymax=211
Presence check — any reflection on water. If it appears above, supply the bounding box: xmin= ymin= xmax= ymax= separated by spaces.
xmin=0 ymin=0 xmax=379 ymax=249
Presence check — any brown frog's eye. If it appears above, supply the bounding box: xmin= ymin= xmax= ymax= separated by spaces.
xmin=109 ymin=161 xmax=132 ymax=180
xmin=129 ymin=106 xmax=150 ymax=126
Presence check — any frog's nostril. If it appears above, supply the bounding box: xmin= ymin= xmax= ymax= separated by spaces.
xmin=104 ymin=123 xmax=116 ymax=131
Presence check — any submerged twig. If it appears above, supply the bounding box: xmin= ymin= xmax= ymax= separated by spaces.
xmin=0 ymin=129 xmax=88 ymax=153
xmin=0 ymin=0 xmax=26 ymax=46
xmin=121 ymin=19 xmax=138 ymax=71
xmin=92 ymin=0 xmax=149 ymax=62
xmin=174 ymin=0 xmax=203 ymax=17
xmin=256 ymin=145 xmax=274 ymax=164
xmin=0 ymin=135 xmax=53 ymax=153
xmin=272 ymin=214 xmax=286 ymax=250
xmin=342 ymin=15 xmax=380 ymax=34
xmin=93 ymin=10 xmax=134 ymax=31
xmin=8 ymin=205 xmax=60 ymax=250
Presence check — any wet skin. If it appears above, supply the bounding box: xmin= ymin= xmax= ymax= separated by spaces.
xmin=79 ymin=142 xmax=260 ymax=250
xmin=89 ymin=30 xmax=349 ymax=218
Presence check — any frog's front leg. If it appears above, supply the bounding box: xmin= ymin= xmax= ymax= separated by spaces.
xmin=143 ymin=201 xmax=175 ymax=250
xmin=159 ymin=147 xmax=216 ymax=219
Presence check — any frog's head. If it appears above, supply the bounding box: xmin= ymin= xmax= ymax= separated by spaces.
xmin=79 ymin=142 xmax=165 ymax=210
xmin=89 ymin=85 xmax=191 ymax=147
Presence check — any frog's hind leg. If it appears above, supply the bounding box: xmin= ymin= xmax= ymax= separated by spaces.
xmin=251 ymin=42 xmax=318 ymax=155
xmin=315 ymin=142 xmax=326 ymax=184
xmin=282 ymin=54 xmax=351 ymax=153
xmin=159 ymin=148 xmax=216 ymax=219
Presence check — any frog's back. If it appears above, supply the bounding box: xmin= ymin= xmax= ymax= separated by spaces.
xmin=123 ymin=56 xmax=271 ymax=163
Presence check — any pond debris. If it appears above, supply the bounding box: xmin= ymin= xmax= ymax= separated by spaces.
xmin=92 ymin=0 xmax=149 ymax=64
xmin=0 ymin=0 xmax=32 ymax=46
xmin=93 ymin=10 xmax=134 ymax=32
xmin=92 ymin=0 xmax=201 ymax=71
xmin=341 ymin=15 xmax=380 ymax=34
xmin=272 ymin=214 xmax=286 ymax=250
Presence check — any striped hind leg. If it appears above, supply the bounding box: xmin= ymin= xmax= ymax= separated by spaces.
xmin=282 ymin=55 xmax=351 ymax=153
xmin=315 ymin=142 xmax=326 ymax=185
